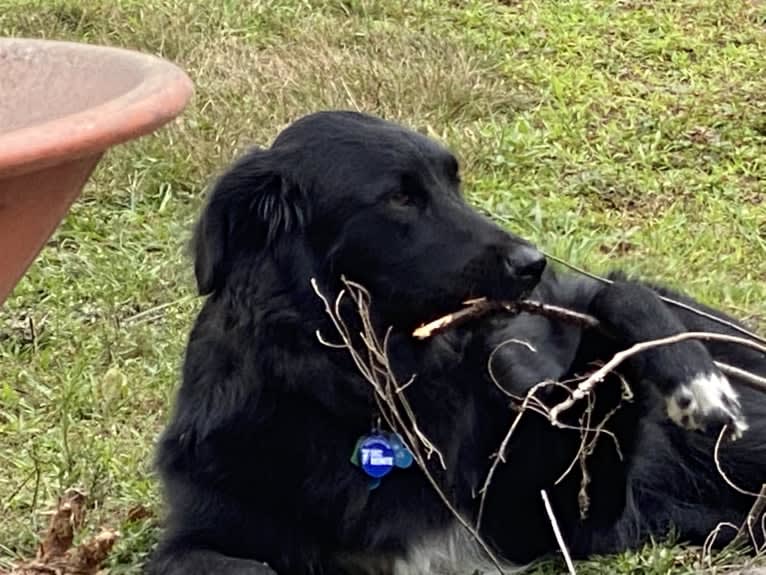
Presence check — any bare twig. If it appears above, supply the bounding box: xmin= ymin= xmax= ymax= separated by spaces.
xmin=475 ymin=379 xmax=551 ymax=530
xmin=701 ymin=521 xmax=740 ymax=564
xmin=413 ymin=298 xmax=598 ymax=339
xmin=123 ymin=295 xmax=194 ymax=324
xmin=312 ymin=279 xmax=445 ymax=467
xmin=713 ymin=427 xmax=764 ymax=498
xmin=549 ymin=332 xmax=766 ymax=425
xmin=540 ymin=489 xmax=577 ymax=575
xmin=557 ymin=388 xmax=630 ymax=520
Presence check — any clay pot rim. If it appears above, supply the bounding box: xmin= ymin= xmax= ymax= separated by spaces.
xmin=0 ymin=38 xmax=194 ymax=178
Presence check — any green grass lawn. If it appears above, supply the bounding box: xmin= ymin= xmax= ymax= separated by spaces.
xmin=0 ymin=0 xmax=764 ymax=573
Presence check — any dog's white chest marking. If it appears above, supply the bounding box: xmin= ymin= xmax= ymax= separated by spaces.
xmin=393 ymin=523 xmax=522 ymax=575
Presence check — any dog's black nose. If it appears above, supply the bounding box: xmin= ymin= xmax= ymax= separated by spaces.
xmin=506 ymin=246 xmax=547 ymax=280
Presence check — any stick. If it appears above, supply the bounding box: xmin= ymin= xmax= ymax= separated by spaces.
xmin=540 ymin=489 xmax=577 ymax=575
xmin=412 ymin=298 xmax=598 ymax=339
xmin=549 ymin=332 xmax=766 ymax=424
xmin=713 ymin=426 xmax=764 ymax=498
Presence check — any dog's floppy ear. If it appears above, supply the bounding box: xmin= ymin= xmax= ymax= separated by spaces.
xmin=192 ymin=147 xmax=308 ymax=295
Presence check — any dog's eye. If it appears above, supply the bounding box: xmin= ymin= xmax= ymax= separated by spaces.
xmin=387 ymin=191 xmax=416 ymax=209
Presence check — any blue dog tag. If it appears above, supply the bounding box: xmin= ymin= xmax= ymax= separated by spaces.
xmin=358 ymin=435 xmax=395 ymax=479
xmin=351 ymin=431 xmax=414 ymax=490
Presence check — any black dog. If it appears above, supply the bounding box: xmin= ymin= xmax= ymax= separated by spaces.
xmin=148 ymin=111 xmax=766 ymax=574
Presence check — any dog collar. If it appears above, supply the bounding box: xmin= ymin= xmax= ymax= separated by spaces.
xmin=350 ymin=431 xmax=413 ymax=490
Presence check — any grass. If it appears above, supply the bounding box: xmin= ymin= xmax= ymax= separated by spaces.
xmin=0 ymin=0 xmax=764 ymax=572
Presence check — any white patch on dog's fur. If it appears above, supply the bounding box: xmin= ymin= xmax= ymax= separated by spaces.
xmin=393 ymin=522 xmax=523 ymax=575
xmin=666 ymin=371 xmax=748 ymax=439
xmin=335 ymin=523 xmax=523 ymax=574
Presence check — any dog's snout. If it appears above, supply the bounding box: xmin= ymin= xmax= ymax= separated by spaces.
xmin=505 ymin=246 xmax=547 ymax=280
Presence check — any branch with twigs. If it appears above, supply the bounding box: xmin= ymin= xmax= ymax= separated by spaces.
xmin=312 ymin=277 xmax=445 ymax=467
xmin=476 ymin=348 xmax=631 ymax=526
xmin=310 ymin=277 xmax=509 ymax=575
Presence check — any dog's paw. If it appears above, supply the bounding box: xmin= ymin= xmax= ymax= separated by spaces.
xmin=665 ymin=371 xmax=748 ymax=440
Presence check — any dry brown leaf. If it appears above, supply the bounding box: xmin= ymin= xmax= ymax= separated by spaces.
xmin=38 ymin=490 xmax=86 ymax=562
xmin=4 ymin=491 xmax=118 ymax=575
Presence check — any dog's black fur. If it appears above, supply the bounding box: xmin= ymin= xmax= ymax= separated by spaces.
xmin=148 ymin=111 xmax=766 ymax=575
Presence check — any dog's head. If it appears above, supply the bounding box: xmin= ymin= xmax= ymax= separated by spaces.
xmin=193 ymin=111 xmax=546 ymax=327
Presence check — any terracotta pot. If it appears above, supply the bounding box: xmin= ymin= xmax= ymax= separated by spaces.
xmin=0 ymin=38 xmax=193 ymax=305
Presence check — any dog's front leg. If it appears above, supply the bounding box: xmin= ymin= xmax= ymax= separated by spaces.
xmin=588 ymin=280 xmax=748 ymax=438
